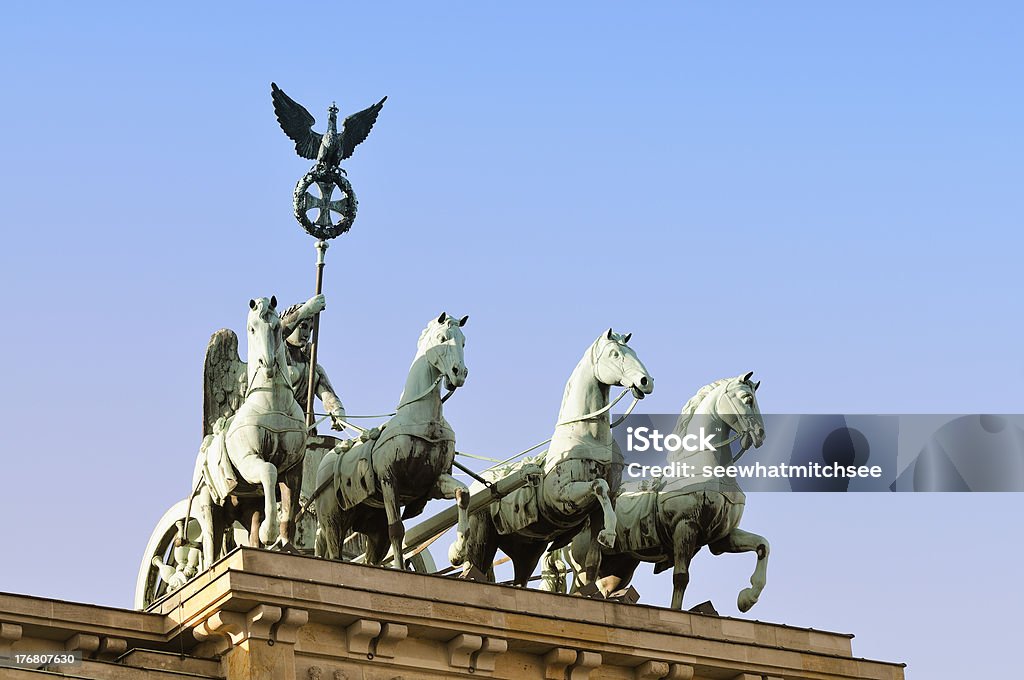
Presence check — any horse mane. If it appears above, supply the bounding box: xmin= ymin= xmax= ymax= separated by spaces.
xmin=417 ymin=318 xmax=442 ymax=352
xmin=280 ymin=302 xmax=303 ymax=318
xmin=417 ymin=315 xmax=463 ymax=353
xmin=674 ymin=377 xmax=731 ymax=435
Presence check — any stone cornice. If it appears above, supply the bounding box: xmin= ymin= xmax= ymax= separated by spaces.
xmin=0 ymin=548 xmax=905 ymax=680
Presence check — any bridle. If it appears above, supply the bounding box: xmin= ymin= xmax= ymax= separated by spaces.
xmin=396 ymin=327 xmax=465 ymax=411
xmin=244 ymin=313 xmax=288 ymax=399
xmin=557 ymin=336 xmax=647 ymax=428
xmin=675 ymin=380 xmax=760 ymax=462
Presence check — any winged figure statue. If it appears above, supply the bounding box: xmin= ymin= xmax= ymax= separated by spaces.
xmin=271 ymin=82 xmax=387 ymax=170
xmin=202 ymin=328 xmax=247 ymax=438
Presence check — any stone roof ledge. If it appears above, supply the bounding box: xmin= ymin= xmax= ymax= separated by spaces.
xmin=1 ymin=547 xmax=905 ymax=680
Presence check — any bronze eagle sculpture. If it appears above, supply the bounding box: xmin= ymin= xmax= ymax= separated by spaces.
xmin=271 ymin=82 xmax=386 ymax=170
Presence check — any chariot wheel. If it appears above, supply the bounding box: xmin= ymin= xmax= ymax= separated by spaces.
xmin=407 ymin=546 xmax=437 ymax=572
xmin=134 ymin=498 xmax=204 ymax=610
xmin=406 ymin=549 xmax=437 ymax=572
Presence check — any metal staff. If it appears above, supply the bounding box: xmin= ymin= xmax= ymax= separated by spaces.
xmin=304 ymin=239 xmax=329 ymax=430
xmin=271 ymin=82 xmax=386 ymax=427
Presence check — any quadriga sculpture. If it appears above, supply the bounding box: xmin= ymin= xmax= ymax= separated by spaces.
xmin=569 ymin=372 xmax=769 ymax=611
xmin=449 ymin=330 xmax=654 ymax=586
xmin=315 ymin=313 xmax=471 ymax=568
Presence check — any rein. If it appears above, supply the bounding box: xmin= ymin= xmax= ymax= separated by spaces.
xmin=243 ymin=355 xmax=289 ymax=400
xmin=395 ymin=374 xmax=445 ymax=410
xmin=310 ymin=385 xmax=456 ymax=430
xmin=453 ymin=387 xmax=639 ymax=478
xmin=670 ymin=380 xmax=761 ymax=463
xmin=295 ymin=370 xmax=460 ymax=519
xmin=556 ymin=388 xmax=637 ymax=427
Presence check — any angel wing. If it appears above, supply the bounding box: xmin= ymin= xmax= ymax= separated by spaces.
xmin=271 ymin=82 xmax=321 ymax=161
xmin=202 ymin=329 xmax=247 ymax=438
xmin=341 ymin=96 xmax=387 ymax=160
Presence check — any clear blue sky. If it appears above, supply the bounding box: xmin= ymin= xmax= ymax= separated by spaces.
xmin=1 ymin=3 xmax=1021 ymax=678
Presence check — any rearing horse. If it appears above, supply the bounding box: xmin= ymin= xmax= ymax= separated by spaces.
xmin=449 ymin=329 xmax=653 ymax=586
xmin=315 ymin=312 xmax=471 ymax=568
xmin=192 ymin=296 xmax=307 ymax=566
xmin=569 ymin=372 xmax=769 ymax=611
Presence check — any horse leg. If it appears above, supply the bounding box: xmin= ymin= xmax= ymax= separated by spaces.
xmin=670 ymin=520 xmax=700 ymax=611
xmin=315 ymin=505 xmax=345 ymax=560
xmin=276 ymin=466 xmax=302 ymax=551
xmin=276 ymin=478 xmax=293 ymax=551
xmin=555 ymin=479 xmax=617 ymax=548
xmin=583 ymin=513 xmax=605 ymax=587
xmin=220 ymin=501 xmax=235 ymax=555
xmin=194 ymin=487 xmax=215 ymax=569
xmin=566 ymin=530 xmax=589 ymax=593
xmin=450 ymin=510 xmax=499 ymax=580
xmin=210 ymin=502 xmax=226 ymax=563
xmin=314 ymin=449 xmax=342 ymax=559
xmin=709 ymin=527 xmax=770 ymax=612
xmin=539 ymin=548 xmax=569 ymax=594
xmin=314 ymin=525 xmax=327 ymax=559
xmin=510 ymin=539 xmax=548 ymax=587
xmin=362 ymin=512 xmax=391 ymax=565
xmin=380 ymin=479 xmax=406 ymax=569
xmin=596 ymin=553 xmax=640 ymax=598
xmin=593 ymin=479 xmax=618 ymax=548
xmin=257 ymin=462 xmax=279 ymax=545
xmin=229 ymin=445 xmax=279 ymax=546
xmin=435 ymin=472 xmax=470 ymax=556
xmin=248 ymin=506 xmax=261 ymax=548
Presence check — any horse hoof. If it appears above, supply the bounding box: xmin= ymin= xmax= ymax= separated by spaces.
xmin=275 ymin=540 xmax=300 ymax=554
xmin=737 ymin=588 xmax=759 ymax=612
xmin=448 ymin=539 xmax=465 ymax=566
xmin=259 ymin=520 xmax=277 ymax=546
xmin=597 ymin=530 xmax=616 ymax=549
xmin=575 ymin=582 xmax=605 ymax=599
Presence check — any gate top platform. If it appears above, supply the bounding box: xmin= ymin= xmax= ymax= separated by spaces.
xmin=1 ymin=548 xmax=905 ymax=680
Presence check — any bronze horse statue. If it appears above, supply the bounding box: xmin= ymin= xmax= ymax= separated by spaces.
xmin=449 ymin=330 xmax=653 ymax=586
xmin=568 ymin=373 xmax=769 ymax=611
xmin=315 ymin=313 xmax=471 ymax=568
xmin=191 ymin=296 xmax=308 ymax=566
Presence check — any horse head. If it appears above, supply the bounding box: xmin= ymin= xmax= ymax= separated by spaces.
xmin=714 ymin=371 xmax=765 ymax=452
xmin=247 ymin=296 xmax=283 ymax=381
xmin=419 ymin=312 xmax=469 ymax=390
xmin=592 ymin=329 xmax=653 ymax=399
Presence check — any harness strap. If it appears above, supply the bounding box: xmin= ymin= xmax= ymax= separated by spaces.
xmin=395 ymin=375 xmax=444 ymax=410
xmin=556 ymin=389 xmax=635 ymax=427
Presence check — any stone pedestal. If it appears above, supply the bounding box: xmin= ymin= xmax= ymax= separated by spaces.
xmin=0 ymin=547 xmax=905 ymax=679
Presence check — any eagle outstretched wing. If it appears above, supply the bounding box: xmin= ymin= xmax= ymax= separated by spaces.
xmin=202 ymin=329 xmax=247 ymax=438
xmin=341 ymin=96 xmax=387 ymax=160
xmin=271 ymin=82 xmax=322 ymax=161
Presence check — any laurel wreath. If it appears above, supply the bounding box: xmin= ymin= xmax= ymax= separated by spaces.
xmin=292 ymin=166 xmax=358 ymax=240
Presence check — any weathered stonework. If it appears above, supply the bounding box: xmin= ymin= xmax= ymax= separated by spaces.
xmin=1 ymin=548 xmax=905 ymax=679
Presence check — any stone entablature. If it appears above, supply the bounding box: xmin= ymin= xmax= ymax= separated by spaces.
xmin=1 ymin=548 xmax=905 ymax=680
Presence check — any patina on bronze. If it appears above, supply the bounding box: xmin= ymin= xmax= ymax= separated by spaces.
xmin=271 ymin=82 xmax=386 ymax=239
xmin=271 ymin=82 xmax=387 ymax=430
